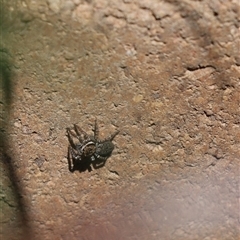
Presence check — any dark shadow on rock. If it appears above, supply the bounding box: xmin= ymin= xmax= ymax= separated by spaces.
xmin=67 ymin=148 xmax=108 ymax=173
xmin=1 ymin=153 xmax=33 ymax=239
xmin=68 ymin=154 xmax=93 ymax=172
xmin=0 ymin=5 xmax=33 ymax=238
xmin=0 ymin=2 xmax=14 ymax=149
xmin=0 ymin=51 xmax=33 ymax=238
xmin=0 ymin=48 xmax=13 ymax=107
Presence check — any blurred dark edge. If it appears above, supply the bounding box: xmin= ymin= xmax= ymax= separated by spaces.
xmin=0 ymin=2 xmax=33 ymax=239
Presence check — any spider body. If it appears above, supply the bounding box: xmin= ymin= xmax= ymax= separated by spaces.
xmin=67 ymin=119 xmax=119 ymax=172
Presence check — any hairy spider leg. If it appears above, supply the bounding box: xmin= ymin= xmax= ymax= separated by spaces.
xmin=92 ymin=157 xmax=107 ymax=169
xmin=104 ymin=130 xmax=120 ymax=142
xmin=66 ymin=128 xmax=78 ymax=149
xmin=67 ymin=145 xmax=82 ymax=172
xmin=74 ymin=124 xmax=90 ymax=141
xmin=94 ymin=118 xmax=99 ymax=141
xmin=94 ymin=153 xmax=108 ymax=161
xmin=67 ymin=145 xmax=74 ymax=172
xmin=70 ymin=147 xmax=82 ymax=161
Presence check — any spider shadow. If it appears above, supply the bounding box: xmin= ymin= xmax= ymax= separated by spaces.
xmin=67 ymin=153 xmax=107 ymax=173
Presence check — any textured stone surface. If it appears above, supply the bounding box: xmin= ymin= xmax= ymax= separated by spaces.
xmin=1 ymin=0 xmax=239 ymax=239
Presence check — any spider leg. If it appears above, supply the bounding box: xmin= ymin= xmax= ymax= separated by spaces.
xmin=71 ymin=148 xmax=82 ymax=161
xmin=93 ymin=118 xmax=99 ymax=141
xmin=92 ymin=157 xmax=107 ymax=169
xmin=66 ymin=128 xmax=78 ymax=149
xmin=67 ymin=145 xmax=74 ymax=172
xmin=104 ymin=130 xmax=119 ymax=142
xmin=90 ymin=154 xmax=106 ymax=162
xmin=74 ymin=124 xmax=90 ymax=141
xmin=68 ymin=145 xmax=82 ymax=172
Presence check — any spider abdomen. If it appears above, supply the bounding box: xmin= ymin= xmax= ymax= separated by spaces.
xmin=96 ymin=142 xmax=114 ymax=157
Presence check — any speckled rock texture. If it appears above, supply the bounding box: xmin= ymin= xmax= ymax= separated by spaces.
xmin=0 ymin=0 xmax=239 ymax=239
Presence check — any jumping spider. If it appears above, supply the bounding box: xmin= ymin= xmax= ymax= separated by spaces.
xmin=66 ymin=119 xmax=119 ymax=172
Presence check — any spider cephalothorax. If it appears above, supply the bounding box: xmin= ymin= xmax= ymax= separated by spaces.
xmin=66 ymin=119 xmax=119 ymax=172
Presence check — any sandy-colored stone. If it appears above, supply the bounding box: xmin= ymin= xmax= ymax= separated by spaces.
xmin=1 ymin=0 xmax=239 ymax=240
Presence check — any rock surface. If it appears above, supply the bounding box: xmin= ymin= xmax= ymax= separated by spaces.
xmin=1 ymin=0 xmax=239 ymax=239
